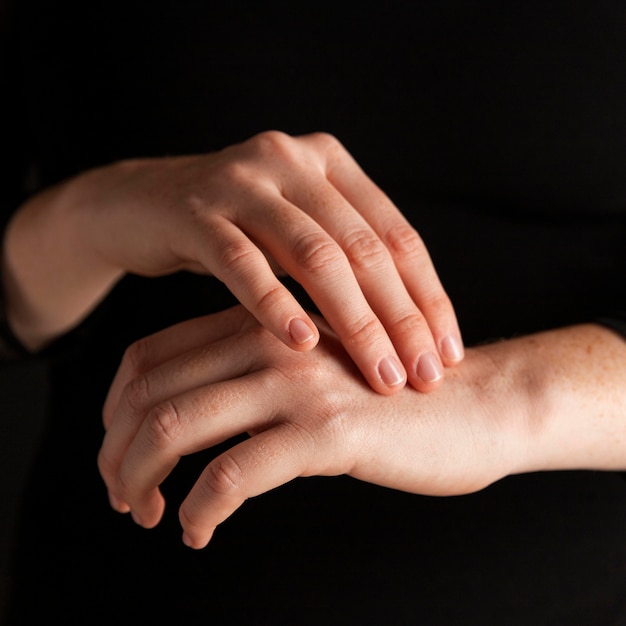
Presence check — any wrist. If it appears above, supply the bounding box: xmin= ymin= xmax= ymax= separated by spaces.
xmin=487 ymin=325 xmax=626 ymax=475
xmin=465 ymin=338 xmax=544 ymax=479
xmin=3 ymin=175 xmax=124 ymax=350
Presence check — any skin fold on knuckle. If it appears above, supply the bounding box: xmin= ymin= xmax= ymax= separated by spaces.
xmin=123 ymin=336 xmax=156 ymax=380
xmin=102 ymin=339 xmax=154 ymax=422
xmin=344 ymin=314 xmax=382 ymax=351
xmin=387 ymin=311 xmax=429 ymax=341
xmin=218 ymin=238 xmax=259 ymax=278
xmin=342 ymin=229 xmax=390 ymax=274
xmin=144 ymin=400 xmax=186 ymax=451
xmin=253 ymin=284 xmax=288 ymax=319
xmin=420 ymin=288 xmax=455 ymax=324
xmin=291 ymin=231 xmax=345 ymax=277
xmin=123 ymin=373 xmax=154 ymax=418
xmin=204 ymin=452 xmax=246 ymax=498
xmin=382 ymin=222 xmax=426 ymax=265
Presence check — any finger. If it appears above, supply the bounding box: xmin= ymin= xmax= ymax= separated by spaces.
xmin=112 ymin=371 xmax=278 ymax=529
xmin=196 ymin=217 xmax=320 ymax=352
xmin=103 ymin=305 xmax=252 ymax=429
xmin=179 ymin=422 xmax=319 ymax=549
xmin=318 ymin=137 xmax=464 ymax=367
xmin=244 ymin=198 xmax=409 ymax=394
xmin=99 ymin=321 xmax=276 ymax=513
xmin=277 ymin=171 xmax=446 ymax=392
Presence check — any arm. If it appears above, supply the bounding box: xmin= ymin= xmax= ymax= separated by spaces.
xmin=1 ymin=131 xmax=463 ymax=393
xmin=97 ymin=305 xmax=626 ymax=548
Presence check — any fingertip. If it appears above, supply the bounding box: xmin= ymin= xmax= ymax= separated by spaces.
xmin=125 ymin=489 xmax=166 ymax=528
xmin=131 ymin=509 xmax=161 ymax=529
xmin=108 ymin=491 xmax=131 ymax=514
xmin=182 ymin=530 xmax=213 ymax=550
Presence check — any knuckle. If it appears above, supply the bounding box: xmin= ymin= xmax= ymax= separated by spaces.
xmin=204 ymin=453 xmax=245 ymax=497
xmin=123 ymin=374 xmax=153 ymax=415
xmin=254 ymin=284 xmax=285 ymax=315
xmin=388 ymin=312 xmax=429 ymax=337
xmin=144 ymin=400 xmax=185 ymax=450
xmin=292 ymin=232 xmax=344 ymax=275
xmin=383 ymin=223 xmax=425 ymax=261
xmin=344 ymin=314 xmax=381 ymax=349
xmin=249 ymin=129 xmax=294 ymax=160
xmin=218 ymin=238 xmax=257 ymax=275
xmin=343 ymin=229 xmax=389 ymax=272
xmin=123 ymin=337 xmax=154 ymax=378
xmin=311 ymin=131 xmax=341 ymax=150
xmin=422 ymin=290 xmax=454 ymax=318
xmin=215 ymin=159 xmax=253 ymax=186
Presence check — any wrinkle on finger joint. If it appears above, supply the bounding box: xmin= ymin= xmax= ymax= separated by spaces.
xmin=291 ymin=232 xmax=344 ymax=276
xmin=205 ymin=453 xmax=246 ymax=497
xmin=342 ymin=229 xmax=389 ymax=272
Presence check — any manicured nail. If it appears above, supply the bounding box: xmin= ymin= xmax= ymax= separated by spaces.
xmin=440 ymin=334 xmax=464 ymax=363
xmin=289 ymin=318 xmax=316 ymax=345
xmin=378 ymin=356 xmax=405 ymax=387
xmin=416 ymin=352 xmax=443 ymax=384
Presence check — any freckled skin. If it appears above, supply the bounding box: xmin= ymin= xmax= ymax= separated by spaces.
xmin=99 ymin=308 xmax=626 ymax=548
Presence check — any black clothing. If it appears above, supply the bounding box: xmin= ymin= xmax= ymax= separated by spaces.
xmin=2 ymin=2 xmax=626 ymax=624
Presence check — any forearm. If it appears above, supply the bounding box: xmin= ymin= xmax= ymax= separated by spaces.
xmin=1 ymin=177 xmax=123 ymax=351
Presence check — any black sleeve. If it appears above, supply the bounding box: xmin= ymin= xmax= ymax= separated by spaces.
xmin=0 ymin=210 xmax=30 ymax=361
xmin=0 ymin=292 xmax=29 ymax=361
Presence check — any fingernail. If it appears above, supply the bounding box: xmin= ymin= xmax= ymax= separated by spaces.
xmin=416 ymin=352 xmax=443 ymax=384
xmin=131 ymin=510 xmax=143 ymax=527
xmin=378 ymin=356 xmax=405 ymax=387
xmin=440 ymin=334 xmax=464 ymax=362
xmin=289 ymin=318 xmax=316 ymax=345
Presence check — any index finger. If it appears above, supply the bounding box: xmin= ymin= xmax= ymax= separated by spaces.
xmin=180 ymin=423 xmax=319 ymax=549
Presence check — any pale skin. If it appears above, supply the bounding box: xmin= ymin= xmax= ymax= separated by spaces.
xmin=1 ymin=130 xmax=463 ymax=394
xmin=98 ymin=305 xmax=626 ymax=549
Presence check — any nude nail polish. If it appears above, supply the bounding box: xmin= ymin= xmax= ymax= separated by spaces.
xmin=416 ymin=352 xmax=443 ymax=384
xmin=378 ymin=356 xmax=405 ymax=387
xmin=440 ymin=334 xmax=464 ymax=362
xmin=289 ymin=318 xmax=316 ymax=344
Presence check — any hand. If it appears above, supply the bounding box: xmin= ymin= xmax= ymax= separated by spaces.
xmin=3 ymin=131 xmax=463 ymax=393
xmin=99 ymin=305 xmax=540 ymax=549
